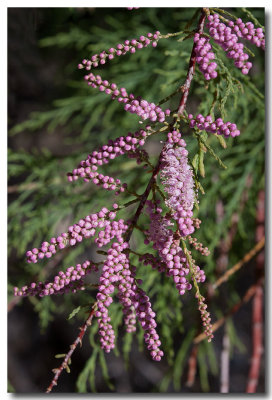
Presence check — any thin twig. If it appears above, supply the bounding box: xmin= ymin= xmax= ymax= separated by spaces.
xmin=46 ymin=302 xmax=97 ymax=393
xmin=212 ymin=237 xmax=265 ymax=290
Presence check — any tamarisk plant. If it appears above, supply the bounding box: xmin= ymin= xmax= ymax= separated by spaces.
xmin=10 ymin=7 xmax=265 ymax=393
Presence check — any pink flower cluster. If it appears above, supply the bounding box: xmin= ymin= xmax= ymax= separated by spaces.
xmin=84 ymin=73 xmax=170 ymax=122
xmin=113 ymin=244 xmax=164 ymax=360
xmin=95 ymin=219 xmax=128 ymax=247
xmin=78 ymin=31 xmax=160 ymax=71
xmin=228 ymin=18 xmax=265 ymax=50
xmin=144 ymin=200 xmax=174 ymax=249
xmin=194 ymin=33 xmax=218 ymax=80
xmin=127 ymin=7 xmax=140 ymax=10
xmin=25 ymin=207 xmax=121 ymax=263
xmin=160 ymin=135 xmax=195 ymax=237
xmin=145 ymin=201 xmax=194 ymax=295
xmin=117 ymin=261 xmax=137 ymax=333
xmin=134 ymin=287 xmax=164 ymax=361
xmin=68 ymin=128 xmax=150 ymax=184
xmin=206 ymin=14 xmax=252 ymax=75
xmin=68 ymin=171 xmax=126 ymax=193
xmin=188 ymin=113 xmax=240 ymax=137
xmin=67 ymin=161 xmax=127 ymax=193
xmin=96 ymin=240 xmax=163 ymax=360
xmin=14 ymin=261 xmax=98 ymax=297
xmin=96 ymin=242 xmax=129 ymax=352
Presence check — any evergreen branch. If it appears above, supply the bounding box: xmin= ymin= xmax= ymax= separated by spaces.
xmin=241 ymin=8 xmax=265 ymax=31
xmin=194 ymin=132 xmax=227 ymax=170
xmin=210 ymin=8 xmax=238 ymax=21
xmin=244 ymin=79 xmax=265 ymax=100
xmin=46 ymin=302 xmax=97 ymax=393
xmin=242 ymin=45 xmax=255 ymax=59
xmin=158 ymin=87 xmax=181 ymax=106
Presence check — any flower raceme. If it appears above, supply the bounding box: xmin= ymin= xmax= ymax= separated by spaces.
xmin=24 ymin=206 xmax=126 ymax=264
xmin=228 ymin=17 xmax=265 ymax=50
xmin=83 ymin=72 xmax=171 ymax=123
xmin=194 ymin=13 xmax=265 ymax=79
xmin=194 ymin=33 xmax=218 ymax=80
xmin=161 ymin=131 xmax=195 ymax=237
xmin=67 ymin=128 xmax=151 ymax=187
xmin=188 ymin=113 xmax=240 ymax=137
xmin=206 ymin=13 xmax=252 ymax=75
xmin=14 ymin=261 xmax=98 ymax=297
xmin=144 ymin=200 xmax=201 ymax=296
xmin=78 ymin=31 xmax=161 ymax=71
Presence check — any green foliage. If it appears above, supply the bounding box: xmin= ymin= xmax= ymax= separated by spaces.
xmin=8 ymin=7 xmax=264 ymax=393
xmin=67 ymin=305 xmax=81 ymax=320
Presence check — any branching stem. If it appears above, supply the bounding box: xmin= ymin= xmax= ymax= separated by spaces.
xmin=125 ymin=8 xmax=206 ymax=243
xmin=46 ymin=302 xmax=97 ymax=393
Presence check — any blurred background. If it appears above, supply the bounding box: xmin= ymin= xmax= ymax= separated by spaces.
xmin=8 ymin=7 xmax=265 ymax=393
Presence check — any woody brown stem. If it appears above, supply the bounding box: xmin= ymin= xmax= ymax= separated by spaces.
xmin=177 ymin=11 xmax=206 ymax=115
xmin=212 ymin=237 xmax=265 ymax=290
xmin=125 ymin=8 xmax=206 ymax=243
xmin=46 ymin=303 xmax=97 ymax=393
